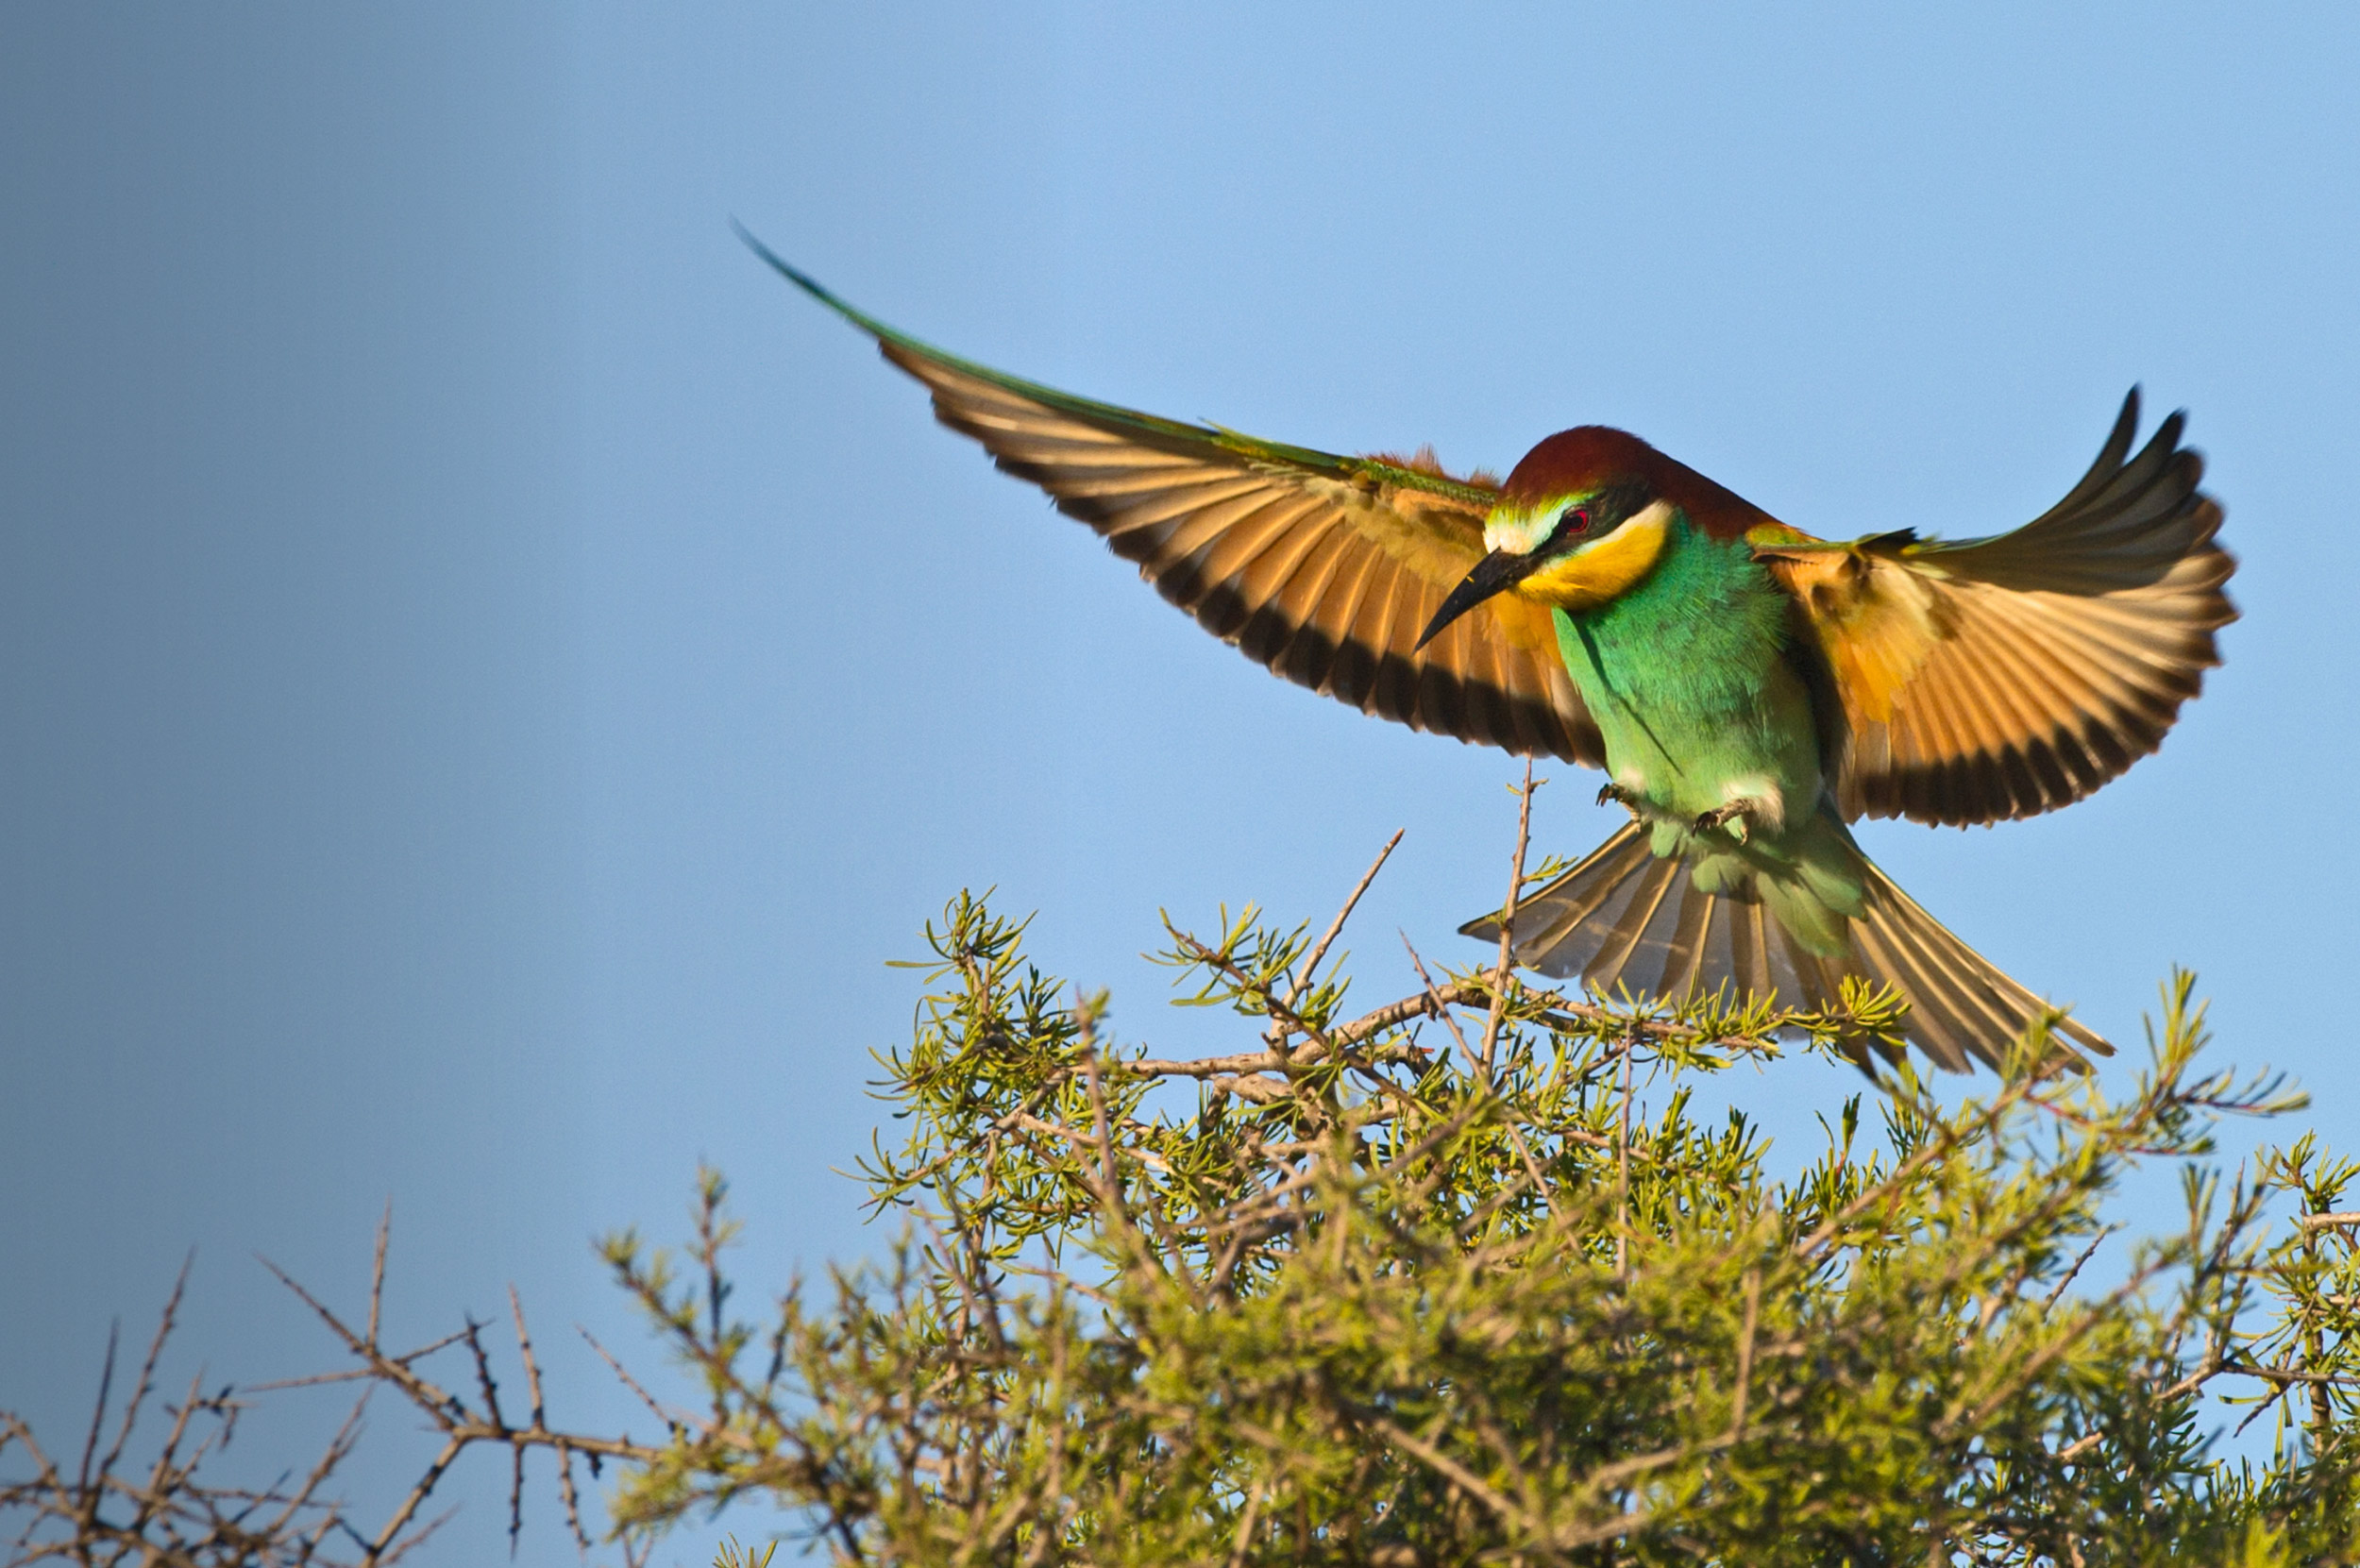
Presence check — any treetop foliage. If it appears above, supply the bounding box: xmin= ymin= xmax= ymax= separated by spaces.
xmin=7 ymin=789 xmax=2357 ymax=1565
xmin=595 ymin=806 xmax=2358 ymax=1565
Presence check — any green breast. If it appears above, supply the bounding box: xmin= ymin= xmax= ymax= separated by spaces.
xmin=1552 ymin=520 xmax=1823 ymax=822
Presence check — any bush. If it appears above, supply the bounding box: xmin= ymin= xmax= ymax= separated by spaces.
xmin=8 ymin=802 xmax=2357 ymax=1565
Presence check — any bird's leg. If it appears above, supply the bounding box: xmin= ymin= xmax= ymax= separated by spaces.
xmin=1596 ymin=780 xmax=1661 ymax=826
xmin=1692 ymin=799 xmax=1762 ymax=845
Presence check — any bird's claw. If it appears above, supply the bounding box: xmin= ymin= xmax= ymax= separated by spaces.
xmin=1597 ymin=781 xmax=1645 ymax=821
xmin=1692 ymin=802 xmax=1752 ymax=844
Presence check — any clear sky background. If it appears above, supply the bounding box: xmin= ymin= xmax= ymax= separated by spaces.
xmin=4 ymin=5 xmax=2355 ymax=1562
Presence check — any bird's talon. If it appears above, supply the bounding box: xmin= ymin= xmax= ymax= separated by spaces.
xmin=1693 ymin=803 xmax=1752 ymax=843
xmin=1597 ymin=781 xmax=1647 ymax=822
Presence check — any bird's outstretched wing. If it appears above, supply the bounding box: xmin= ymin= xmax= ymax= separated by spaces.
xmin=1755 ymin=391 xmax=2235 ymax=827
xmin=746 ymin=235 xmax=1604 ymax=766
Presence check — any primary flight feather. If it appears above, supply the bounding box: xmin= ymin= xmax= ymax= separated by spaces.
xmin=750 ymin=233 xmax=2234 ymax=1071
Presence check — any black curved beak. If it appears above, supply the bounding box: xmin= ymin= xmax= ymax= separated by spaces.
xmin=1415 ymin=549 xmax=1539 ymax=649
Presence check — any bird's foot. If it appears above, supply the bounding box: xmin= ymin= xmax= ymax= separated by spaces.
xmin=1597 ymin=781 xmax=1649 ymax=823
xmin=1692 ymin=801 xmax=1755 ymax=845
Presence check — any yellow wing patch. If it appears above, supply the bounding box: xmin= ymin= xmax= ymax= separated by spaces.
xmin=1758 ymin=395 xmax=2234 ymax=826
xmin=1760 ymin=539 xmax=1947 ymax=726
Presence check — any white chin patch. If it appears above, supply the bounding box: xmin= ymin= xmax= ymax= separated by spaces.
xmin=1483 ymin=515 xmax=1553 ymax=556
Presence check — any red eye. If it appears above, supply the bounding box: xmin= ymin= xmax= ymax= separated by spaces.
xmin=1563 ymin=507 xmax=1592 ymax=534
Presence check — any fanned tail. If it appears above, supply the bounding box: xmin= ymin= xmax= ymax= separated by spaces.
xmin=1461 ymin=822 xmax=2111 ymax=1072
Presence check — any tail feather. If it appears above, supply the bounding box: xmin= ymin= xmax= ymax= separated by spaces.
xmin=1463 ymin=822 xmax=2110 ymax=1071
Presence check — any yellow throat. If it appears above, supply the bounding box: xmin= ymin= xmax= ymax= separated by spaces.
xmin=1511 ymin=500 xmax=1674 ymax=614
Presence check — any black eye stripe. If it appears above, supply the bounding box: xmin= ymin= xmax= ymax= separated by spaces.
xmin=1534 ymin=482 xmax=1651 ymax=555
xmin=1539 ymin=505 xmax=1593 ymax=552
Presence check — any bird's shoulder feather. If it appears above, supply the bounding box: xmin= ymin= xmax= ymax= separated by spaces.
xmin=1753 ymin=392 xmax=2234 ymax=825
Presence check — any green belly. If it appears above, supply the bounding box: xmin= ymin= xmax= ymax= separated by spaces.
xmin=1551 ymin=522 xmax=1824 ymax=826
xmin=1547 ymin=522 xmax=1863 ymax=955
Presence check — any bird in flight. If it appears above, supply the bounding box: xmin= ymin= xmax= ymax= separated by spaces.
xmin=747 ymin=233 xmax=2234 ymax=1071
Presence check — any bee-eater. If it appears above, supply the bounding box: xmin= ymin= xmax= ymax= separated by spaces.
xmin=750 ymin=236 xmax=2234 ymax=1071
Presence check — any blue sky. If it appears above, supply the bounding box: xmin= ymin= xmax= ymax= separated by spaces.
xmin=5 ymin=5 xmax=2356 ymax=1560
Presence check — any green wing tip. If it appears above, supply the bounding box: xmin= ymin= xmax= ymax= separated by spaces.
xmin=724 ymin=227 xmax=1221 ymax=449
xmin=726 ymin=228 xmax=1490 ymax=502
xmin=731 ymin=220 xmax=895 ymax=342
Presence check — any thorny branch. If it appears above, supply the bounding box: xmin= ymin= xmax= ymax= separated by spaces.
xmin=9 ymin=777 xmax=2355 ymax=1566
xmin=3 ymin=1207 xmax=666 ymax=1568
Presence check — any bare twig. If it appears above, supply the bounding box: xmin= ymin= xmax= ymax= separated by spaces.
xmin=3 ymin=1239 xmax=663 ymax=1568
xmin=2040 ymin=1226 xmax=2120 ymax=1313
xmin=1400 ymin=934 xmax=1479 ymax=1070
xmin=1335 ymin=982 xmax=1486 ymax=1046
xmin=1222 ymin=1479 xmax=1268 ymax=1568
xmin=1732 ymin=1268 xmax=1762 ymax=1439
xmin=96 ymin=1252 xmax=193 ymax=1499
xmin=1479 ymin=764 xmax=1541 ymax=1071
xmin=1616 ymin=1034 xmax=1636 ymax=1282
xmin=579 ymin=1326 xmax=677 ymax=1435
xmin=1288 ymin=829 xmax=1403 ymax=1012
xmin=1366 ymin=1413 xmax=1535 ymax=1535
xmin=369 ymin=1201 xmax=391 ymax=1350
xmin=363 ymin=1433 xmax=464 ymax=1565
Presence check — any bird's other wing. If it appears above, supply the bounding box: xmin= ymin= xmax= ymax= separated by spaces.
xmin=745 ymin=232 xmax=1604 ymax=767
xmin=1754 ymin=391 xmax=2235 ymax=826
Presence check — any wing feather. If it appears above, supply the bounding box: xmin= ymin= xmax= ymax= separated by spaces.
xmin=750 ymin=242 xmax=1604 ymax=766
xmin=1762 ymin=390 xmax=2234 ymax=825
xmin=1253 ymin=530 xmax=1357 ymax=683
